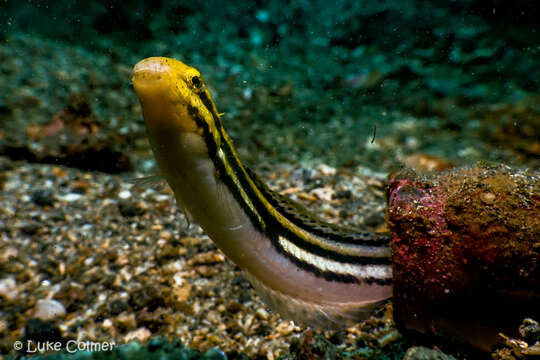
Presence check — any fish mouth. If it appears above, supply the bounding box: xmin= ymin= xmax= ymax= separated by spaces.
xmin=132 ymin=57 xmax=172 ymax=86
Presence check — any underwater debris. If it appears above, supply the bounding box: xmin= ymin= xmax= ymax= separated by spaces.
xmin=388 ymin=163 xmax=540 ymax=353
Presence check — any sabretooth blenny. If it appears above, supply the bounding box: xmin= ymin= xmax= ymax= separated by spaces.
xmin=132 ymin=57 xmax=392 ymax=328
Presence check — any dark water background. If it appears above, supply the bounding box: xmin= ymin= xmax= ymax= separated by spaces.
xmin=1 ymin=0 xmax=539 ymax=173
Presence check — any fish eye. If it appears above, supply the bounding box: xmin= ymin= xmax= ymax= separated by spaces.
xmin=191 ymin=76 xmax=202 ymax=88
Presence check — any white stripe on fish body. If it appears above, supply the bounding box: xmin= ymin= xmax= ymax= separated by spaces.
xmin=278 ymin=236 xmax=392 ymax=280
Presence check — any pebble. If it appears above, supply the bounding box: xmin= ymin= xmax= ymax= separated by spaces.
xmin=311 ymin=187 xmax=334 ymax=201
xmin=291 ymin=168 xmax=317 ymax=186
xmin=316 ymin=164 xmax=336 ymax=176
xmin=124 ymin=327 xmax=152 ymax=343
xmin=31 ymin=189 xmax=55 ymax=206
xmin=173 ymin=272 xmax=184 ymax=285
xmin=332 ymin=189 xmax=352 ymax=199
xmin=480 ymin=191 xmax=496 ymax=204
xmin=115 ymin=313 xmax=137 ymax=332
xmin=16 ymin=221 xmax=40 ymax=235
xmin=57 ymin=193 xmax=84 ymax=202
xmin=109 ymin=299 xmax=129 ymax=316
xmin=33 ymin=299 xmax=67 ymax=320
xmin=172 ymin=283 xmax=191 ymax=302
xmin=0 ymin=278 xmax=18 ymax=301
xmin=196 ymin=265 xmax=219 ymax=277
xmin=255 ymin=308 xmax=269 ymax=320
xmin=118 ymin=200 xmax=146 ymax=217
xmin=276 ymin=322 xmax=295 ymax=336
xmin=191 ymin=252 xmax=226 ymax=265
xmin=118 ymin=190 xmax=132 ymax=199
xmin=0 ymin=319 xmax=7 ymax=335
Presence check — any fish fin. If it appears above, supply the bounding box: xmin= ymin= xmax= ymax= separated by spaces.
xmin=178 ymin=200 xmax=192 ymax=228
xmin=129 ymin=174 xmax=167 ymax=189
xmin=244 ymin=271 xmax=389 ymax=330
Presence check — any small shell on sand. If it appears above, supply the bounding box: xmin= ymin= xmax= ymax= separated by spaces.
xmin=33 ymin=299 xmax=67 ymax=320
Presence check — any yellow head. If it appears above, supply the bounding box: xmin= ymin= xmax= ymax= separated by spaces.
xmin=132 ymin=57 xmax=220 ymax=139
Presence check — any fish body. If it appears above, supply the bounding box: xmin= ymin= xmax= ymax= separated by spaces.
xmin=132 ymin=57 xmax=392 ymax=328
